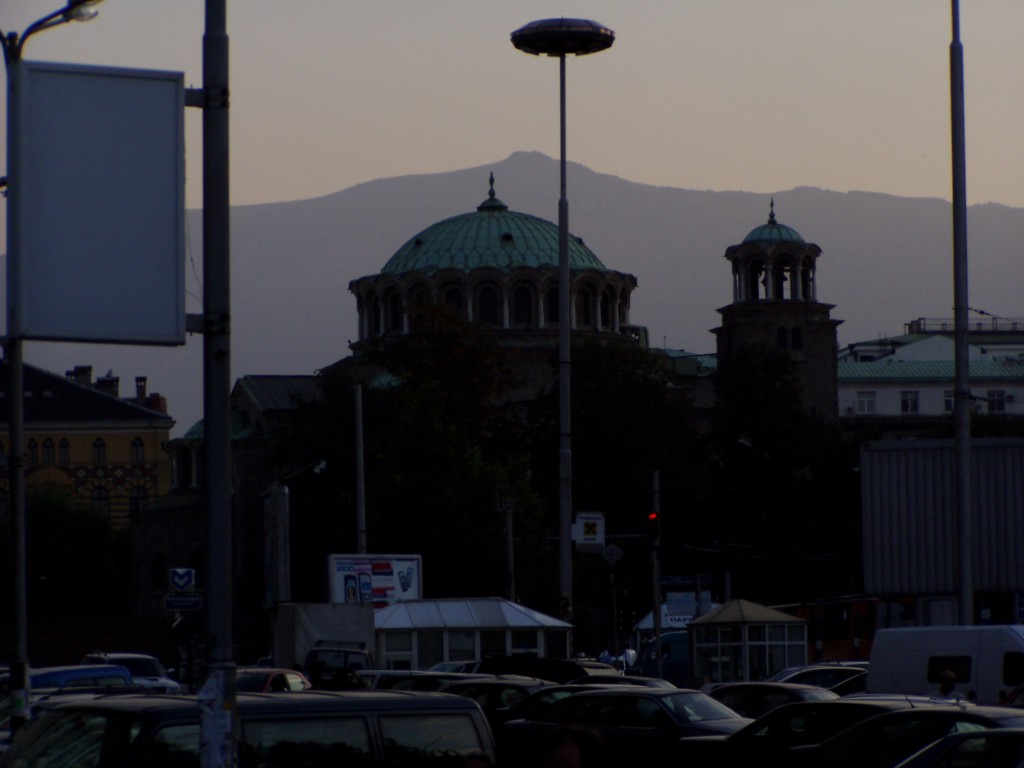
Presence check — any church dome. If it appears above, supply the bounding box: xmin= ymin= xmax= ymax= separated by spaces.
xmin=381 ymin=176 xmax=608 ymax=275
xmin=742 ymin=200 xmax=804 ymax=244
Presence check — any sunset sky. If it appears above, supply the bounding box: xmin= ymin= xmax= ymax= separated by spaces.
xmin=4 ymin=1 xmax=1024 ymax=211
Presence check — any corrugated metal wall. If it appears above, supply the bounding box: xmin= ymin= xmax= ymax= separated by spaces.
xmin=862 ymin=438 xmax=1024 ymax=594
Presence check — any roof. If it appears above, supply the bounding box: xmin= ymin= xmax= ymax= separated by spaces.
xmin=688 ymin=599 xmax=805 ymax=625
xmin=233 ymin=375 xmax=321 ymax=412
xmin=380 ymin=176 xmax=608 ymax=276
xmin=0 ymin=361 xmax=173 ymax=426
xmin=838 ymin=359 xmax=1024 ymax=383
xmin=373 ymin=598 xmax=572 ymax=630
xmin=742 ymin=201 xmax=805 ymax=245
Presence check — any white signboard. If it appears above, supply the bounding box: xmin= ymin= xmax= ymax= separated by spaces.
xmin=10 ymin=60 xmax=185 ymax=345
xmin=328 ymin=554 xmax=422 ymax=608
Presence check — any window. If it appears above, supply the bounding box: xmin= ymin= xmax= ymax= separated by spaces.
xmin=130 ymin=486 xmax=148 ymax=515
xmin=477 ymin=285 xmax=500 ymax=326
xmin=856 ymin=391 xmax=876 ymax=415
xmin=42 ymin=439 xmax=55 ymax=465
xmin=449 ymin=631 xmax=476 ymax=662
xmin=791 ymin=327 xmax=803 ymax=350
xmin=511 ymin=285 xmax=533 ymax=325
xmin=91 ymin=486 xmax=110 ymax=518
xmin=27 ymin=440 xmax=38 ymax=466
xmin=417 ymin=631 xmax=444 ymax=670
xmin=776 ymin=328 xmax=788 ymax=348
xmin=945 ymin=390 xmax=955 ymax=413
xmin=244 ymin=717 xmax=372 ymax=767
xmin=546 ymin=286 xmax=559 ymax=326
xmin=988 ymin=390 xmax=1007 ymax=413
xmin=379 ymin=714 xmax=485 ymax=763
xmin=59 ymin=439 xmax=70 ymax=465
xmin=93 ymin=438 xmax=106 ymax=465
xmin=901 ymin=391 xmax=920 ymax=414
xmin=131 ymin=437 xmax=145 ymax=464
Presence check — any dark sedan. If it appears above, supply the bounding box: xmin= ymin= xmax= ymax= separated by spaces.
xmin=706 ymin=681 xmax=838 ymax=719
xmin=789 ymin=705 xmax=1024 ymax=768
xmin=894 ymin=727 xmax=1024 ymax=768
xmin=677 ymin=698 xmax=928 ymax=768
xmin=438 ymin=675 xmax=553 ymax=728
xmin=498 ymin=687 xmax=749 ymax=767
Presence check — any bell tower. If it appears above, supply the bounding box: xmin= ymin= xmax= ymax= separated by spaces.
xmin=713 ymin=201 xmax=841 ymax=421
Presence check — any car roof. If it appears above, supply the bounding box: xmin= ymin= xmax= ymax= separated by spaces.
xmin=47 ymin=690 xmax=487 ymax=716
xmin=712 ymin=681 xmax=838 ymax=692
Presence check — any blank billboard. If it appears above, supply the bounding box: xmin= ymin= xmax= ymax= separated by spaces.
xmin=10 ymin=60 xmax=185 ymax=345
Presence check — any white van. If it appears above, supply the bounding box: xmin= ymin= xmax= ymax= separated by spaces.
xmin=866 ymin=625 xmax=1024 ymax=705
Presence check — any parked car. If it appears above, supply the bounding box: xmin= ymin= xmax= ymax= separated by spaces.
xmin=235 ymin=667 xmax=313 ymax=693
xmin=677 ymin=697 xmax=930 ymax=768
xmin=439 ymin=675 xmax=553 ymax=728
xmin=0 ymin=690 xmax=496 ymax=767
xmin=706 ymin=681 xmax=839 ymax=718
xmin=566 ymin=673 xmax=675 ymax=688
xmin=358 ymin=670 xmax=489 ymax=691
xmin=1 ymin=664 xmax=133 ymax=692
xmin=476 ymin=655 xmax=605 ymax=684
xmin=498 ymin=687 xmax=750 ymax=766
xmin=428 ymin=660 xmax=481 ymax=673
xmin=766 ymin=663 xmax=869 ymax=691
xmin=490 ymin=683 xmax=615 ymax=728
xmin=301 ymin=642 xmax=374 ymax=691
xmin=893 ymin=727 xmax=1024 ymax=768
xmin=788 ymin=704 xmax=1024 ymax=768
xmin=79 ymin=652 xmax=181 ymax=693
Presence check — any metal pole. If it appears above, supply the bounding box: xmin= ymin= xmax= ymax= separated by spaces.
xmin=652 ymin=470 xmax=663 ymax=680
xmin=4 ymin=31 xmax=28 ymax=740
xmin=950 ymin=0 xmax=973 ymax=625
xmin=557 ymin=52 xmax=573 ymax=628
xmin=355 ymin=384 xmax=366 ymax=553
xmin=200 ymin=0 xmax=235 ymax=764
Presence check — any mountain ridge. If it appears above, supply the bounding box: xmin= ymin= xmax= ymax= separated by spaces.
xmin=21 ymin=151 xmax=1023 ymax=435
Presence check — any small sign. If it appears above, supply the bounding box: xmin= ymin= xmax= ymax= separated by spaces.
xmin=165 ymin=593 xmax=202 ymax=611
xmin=573 ymin=512 xmax=605 ymax=552
xmin=169 ymin=568 xmax=196 ymax=592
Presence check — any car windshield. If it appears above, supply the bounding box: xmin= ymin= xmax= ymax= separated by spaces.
xmin=118 ymin=658 xmax=166 ymax=678
xmin=3 ymin=709 xmax=138 ymax=766
xmin=236 ymin=672 xmax=271 ymax=692
xmin=662 ymin=692 xmax=740 ymax=723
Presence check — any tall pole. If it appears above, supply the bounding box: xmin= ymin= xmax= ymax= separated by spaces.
xmin=3 ymin=2 xmax=103 ymax=734
xmin=355 ymin=384 xmax=367 ymax=553
xmin=556 ymin=51 xmax=573 ymax=624
xmin=201 ymin=0 xmax=235 ymax=764
xmin=511 ymin=18 xmax=614 ymax=637
xmin=950 ymin=0 xmax=973 ymax=625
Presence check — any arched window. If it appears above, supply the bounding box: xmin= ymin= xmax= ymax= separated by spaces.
xmin=773 ymin=259 xmax=791 ymax=300
xmin=59 ymin=439 xmax=70 ymax=465
xmin=599 ymin=289 xmax=612 ymax=329
xmin=91 ymin=486 xmax=110 ymax=518
xmin=130 ymin=486 xmax=148 ymax=515
xmin=546 ymin=286 xmax=559 ymax=327
xmin=576 ymin=286 xmax=595 ymax=327
xmin=747 ymin=261 xmax=766 ymax=301
xmin=511 ymin=285 xmax=533 ymax=326
xmin=42 ymin=439 xmax=55 ymax=465
xmin=27 ymin=440 xmax=38 ymax=466
xmin=478 ymin=285 xmax=500 ymax=327
xmin=443 ymin=286 xmax=464 ymax=313
xmin=93 ymin=438 xmax=106 ymax=465
xmin=131 ymin=437 xmax=145 ymax=464
xmin=384 ymin=290 xmax=403 ymax=334
xmin=368 ymin=295 xmax=382 ymax=336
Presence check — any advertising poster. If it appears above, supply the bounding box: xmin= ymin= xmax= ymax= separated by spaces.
xmin=328 ymin=554 xmax=422 ymax=608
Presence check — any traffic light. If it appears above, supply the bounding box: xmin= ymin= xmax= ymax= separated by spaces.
xmin=646 ymin=510 xmax=660 ymax=541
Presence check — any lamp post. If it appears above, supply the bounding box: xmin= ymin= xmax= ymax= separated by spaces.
xmin=1 ymin=0 xmax=103 ymax=735
xmin=511 ymin=18 xmax=613 ymax=629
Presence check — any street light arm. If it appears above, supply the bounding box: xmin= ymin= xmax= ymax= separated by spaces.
xmin=4 ymin=0 xmax=103 ymax=65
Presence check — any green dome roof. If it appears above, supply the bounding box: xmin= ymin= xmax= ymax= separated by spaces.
xmin=381 ymin=176 xmax=608 ymax=275
xmin=743 ymin=200 xmax=804 ymax=244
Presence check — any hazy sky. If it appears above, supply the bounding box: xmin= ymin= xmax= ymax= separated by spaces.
xmin=4 ymin=1 xmax=1024 ymax=212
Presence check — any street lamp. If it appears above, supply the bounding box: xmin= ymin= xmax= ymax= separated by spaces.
xmin=1 ymin=0 xmax=104 ymax=736
xmin=511 ymin=18 xmax=613 ymax=629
